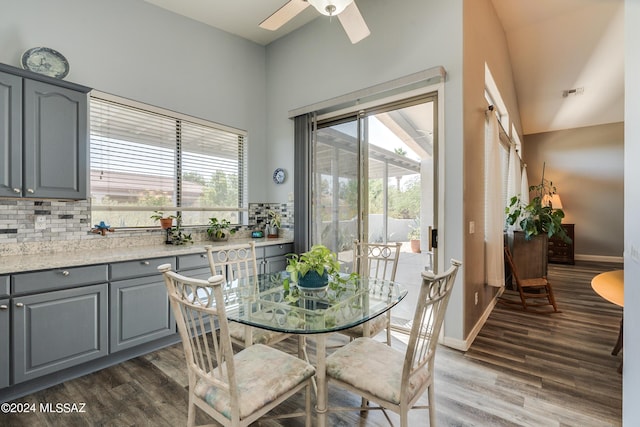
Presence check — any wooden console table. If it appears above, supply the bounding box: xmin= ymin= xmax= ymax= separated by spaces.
xmin=548 ymin=223 xmax=574 ymax=264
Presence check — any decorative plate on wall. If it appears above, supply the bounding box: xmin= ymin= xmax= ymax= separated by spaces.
xmin=21 ymin=47 xmax=69 ymax=79
xmin=273 ymin=168 xmax=286 ymax=184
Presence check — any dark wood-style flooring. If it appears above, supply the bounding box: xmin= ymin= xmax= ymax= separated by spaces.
xmin=1 ymin=261 xmax=623 ymax=426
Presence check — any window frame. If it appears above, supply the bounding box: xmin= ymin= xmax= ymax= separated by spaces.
xmin=89 ymin=91 xmax=248 ymax=229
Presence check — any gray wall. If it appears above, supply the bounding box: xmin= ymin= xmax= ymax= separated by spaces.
xmin=462 ymin=0 xmax=523 ymax=337
xmin=0 ymin=0 xmax=269 ymax=202
xmin=264 ymin=0 xmax=467 ymax=342
xmin=523 ymin=123 xmax=624 ymax=259
xmin=624 ymin=0 xmax=639 ymax=423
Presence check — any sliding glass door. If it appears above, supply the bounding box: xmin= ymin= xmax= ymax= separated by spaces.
xmin=311 ymin=94 xmax=438 ymax=329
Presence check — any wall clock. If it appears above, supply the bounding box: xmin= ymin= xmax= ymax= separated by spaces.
xmin=21 ymin=47 xmax=69 ymax=79
xmin=273 ymin=168 xmax=286 ymax=184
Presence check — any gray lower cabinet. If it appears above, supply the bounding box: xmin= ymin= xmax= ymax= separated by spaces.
xmin=109 ymin=257 xmax=177 ymax=353
xmin=0 ymin=298 xmax=9 ymax=389
xmin=12 ymin=284 xmax=108 ymax=384
xmin=260 ymin=243 xmax=294 ymax=274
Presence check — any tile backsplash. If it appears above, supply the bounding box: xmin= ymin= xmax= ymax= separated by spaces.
xmin=0 ymin=199 xmax=294 ymax=256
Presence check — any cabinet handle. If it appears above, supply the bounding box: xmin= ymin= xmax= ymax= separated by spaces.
xmin=61 ymin=270 xmax=70 ymax=276
xmin=15 ymin=303 xmax=24 ymax=308
xmin=0 ymin=305 xmax=7 ymax=310
xmin=142 ymin=261 xmax=150 ymax=265
xmin=27 ymin=188 xmax=35 ymax=194
xmin=13 ymin=188 xmax=20 ymax=193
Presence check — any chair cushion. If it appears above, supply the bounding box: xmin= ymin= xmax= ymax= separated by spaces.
xmin=341 ymin=314 xmax=387 ymax=339
xmin=326 ymin=337 xmax=431 ymax=405
xmin=194 ymin=344 xmax=315 ymax=419
xmin=228 ymin=322 xmax=287 ymax=345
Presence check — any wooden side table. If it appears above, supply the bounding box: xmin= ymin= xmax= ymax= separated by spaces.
xmin=591 ymin=270 xmax=624 ymax=373
xmin=548 ymin=223 xmax=574 ymax=264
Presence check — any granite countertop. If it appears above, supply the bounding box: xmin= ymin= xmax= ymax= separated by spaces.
xmin=0 ymin=238 xmax=294 ymax=275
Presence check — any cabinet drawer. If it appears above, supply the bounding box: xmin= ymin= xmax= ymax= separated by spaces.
xmin=177 ymin=252 xmax=209 ymax=271
xmin=0 ymin=276 xmax=8 ymax=298
xmin=110 ymin=257 xmax=176 ymax=281
xmin=11 ymin=265 xmax=108 ymax=295
xmin=264 ymin=243 xmax=294 ymax=258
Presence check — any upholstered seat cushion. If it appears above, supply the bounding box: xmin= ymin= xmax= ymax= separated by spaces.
xmin=340 ymin=314 xmax=387 ymax=338
xmin=194 ymin=343 xmax=315 ymax=419
xmin=326 ymin=337 xmax=430 ymax=405
xmin=228 ymin=322 xmax=286 ymax=345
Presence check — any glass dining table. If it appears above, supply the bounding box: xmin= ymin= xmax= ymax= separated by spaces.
xmin=221 ymin=271 xmax=408 ymax=427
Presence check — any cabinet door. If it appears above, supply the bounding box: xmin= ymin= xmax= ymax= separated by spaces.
xmin=110 ymin=276 xmax=175 ymax=353
xmin=23 ymin=79 xmax=88 ymax=199
xmin=0 ymin=299 xmax=9 ymax=388
xmin=0 ymin=71 xmax=22 ymax=197
xmin=12 ymin=284 xmax=108 ymax=384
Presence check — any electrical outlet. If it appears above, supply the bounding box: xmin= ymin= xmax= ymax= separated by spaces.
xmin=35 ymin=215 xmax=47 ymax=230
xmin=474 ymin=291 xmax=479 ymax=305
xmin=631 ymin=245 xmax=640 ymax=263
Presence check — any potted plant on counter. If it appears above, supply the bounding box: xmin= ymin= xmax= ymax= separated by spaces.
xmin=151 ymin=211 xmax=176 ymax=229
xmin=266 ymin=210 xmax=281 ymax=238
xmin=207 ymin=217 xmax=236 ymax=241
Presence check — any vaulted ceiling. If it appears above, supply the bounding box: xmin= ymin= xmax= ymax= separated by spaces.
xmin=142 ymin=0 xmax=625 ymax=136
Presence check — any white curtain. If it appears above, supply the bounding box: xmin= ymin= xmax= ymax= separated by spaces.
xmin=485 ymin=111 xmax=505 ymax=287
xmin=520 ymin=164 xmax=530 ymax=205
xmin=506 ymin=144 xmax=522 ymax=231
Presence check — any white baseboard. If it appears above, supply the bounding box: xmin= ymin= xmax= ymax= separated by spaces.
xmin=441 ymin=288 xmax=503 ymax=352
xmin=575 ymin=254 xmax=624 ymax=263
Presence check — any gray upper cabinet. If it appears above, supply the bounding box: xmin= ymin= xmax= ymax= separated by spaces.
xmin=0 ymin=64 xmax=91 ymax=200
xmin=0 ymin=298 xmax=9 ymax=389
xmin=0 ymin=71 xmax=22 ymax=198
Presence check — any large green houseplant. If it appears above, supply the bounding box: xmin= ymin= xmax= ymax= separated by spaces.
xmin=505 ymin=176 xmax=571 ymax=244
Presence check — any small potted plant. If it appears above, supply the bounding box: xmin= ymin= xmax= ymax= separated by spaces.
xmin=285 ymin=244 xmax=343 ymax=290
xmin=266 ymin=210 xmax=281 ymax=238
xmin=407 ymin=218 xmax=421 ymax=253
xmin=150 ymin=211 xmax=176 ymax=229
xmin=207 ymin=217 xmax=236 ymax=241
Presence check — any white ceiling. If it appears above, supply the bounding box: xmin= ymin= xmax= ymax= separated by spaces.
xmin=143 ymin=0 xmax=625 ymax=136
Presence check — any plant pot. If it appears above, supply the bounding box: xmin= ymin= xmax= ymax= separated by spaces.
xmin=297 ymin=269 xmax=329 ymax=291
xmin=211 ymin=230 xmax=230 ymax=241
xmin=410 ymin=239 xmax=421 ymax=253
xmin=159 ymin=218 xmax=173 ymax=229
xmin=266 ymin=225 xmax=279 ymax=238
xmin=507 ymin=231 xmax=548 ymax=289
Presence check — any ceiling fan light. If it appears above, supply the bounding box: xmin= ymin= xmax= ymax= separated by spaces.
xmin=308 ymin=0 xmax=353 ymax=16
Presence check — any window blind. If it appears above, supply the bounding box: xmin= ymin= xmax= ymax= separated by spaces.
xmin=90 ymin=95 xmax=246 ymax=227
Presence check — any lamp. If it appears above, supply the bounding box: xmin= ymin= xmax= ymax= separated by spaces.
xmin=542 ymin=193 xmax=563 ymax=210
xmin=308 ymin=0 xmax=353 ymax=16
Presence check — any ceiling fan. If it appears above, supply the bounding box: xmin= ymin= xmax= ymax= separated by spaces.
xmin=260 ymin=0 xmax=370 ymax=44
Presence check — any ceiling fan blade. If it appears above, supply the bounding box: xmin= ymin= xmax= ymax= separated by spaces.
xmin=259 ymin=0 xmax=310 ymax=31
xmin=338 ymin=1 xmax=370 ymax=44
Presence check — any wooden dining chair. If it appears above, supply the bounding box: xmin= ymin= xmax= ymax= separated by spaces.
xmin=338 ymin=240 xmax=402 ymax=346
xmin=503 ymin=245 xmax=559 ymax=313
xmin=158 ymin=264 xmax=315 ymax=427
xmin=325 ymin=259 xmax=461 ymax=427
xmin=205 ymin=242 xmax=292 ymax=348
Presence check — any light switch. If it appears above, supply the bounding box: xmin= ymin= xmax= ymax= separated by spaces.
xmin=469 ymin=221 xmax=475 ymax=234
